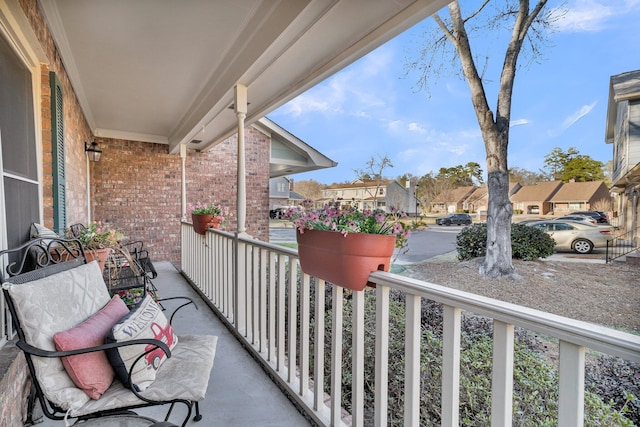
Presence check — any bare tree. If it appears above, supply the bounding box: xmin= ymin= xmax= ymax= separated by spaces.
xmin=354 ymin=154 xmax=394 ymax=206
xmin=294 ymin=179 xmax=325 ymax=200
xmin=409 ymin=0 xmax=559 ymax=277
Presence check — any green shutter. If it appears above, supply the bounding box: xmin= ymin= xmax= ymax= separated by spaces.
xmin=50 ymin=71 xmax=66 ymax=232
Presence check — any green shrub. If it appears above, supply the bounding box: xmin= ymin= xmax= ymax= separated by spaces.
xmin=456 ymin=223 xmax=555 ymax=261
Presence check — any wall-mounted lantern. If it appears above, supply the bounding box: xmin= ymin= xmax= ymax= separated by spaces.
xmin=84 ymin=141 xmax=102 ymax=162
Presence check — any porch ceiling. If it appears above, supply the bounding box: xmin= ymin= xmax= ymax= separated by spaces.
xmin=39 ymin=0 xmax=448 ymax=154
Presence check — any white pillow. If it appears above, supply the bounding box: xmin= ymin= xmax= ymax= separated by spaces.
xmin=105 ymin=296 xmax=178 ymax=391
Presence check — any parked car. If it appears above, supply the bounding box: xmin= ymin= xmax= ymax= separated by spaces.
xmin=553 ymin=214 xmax=597 ymax=225
xmin=269 ymin=208 xmax=283 ymax=219
xmin=436 ymin=213 xmax=472 ymax=226
xmin=572 ymin=211 xmax=609 ymax=224
xmin=525 ymin=220 xmax=614 ymax=254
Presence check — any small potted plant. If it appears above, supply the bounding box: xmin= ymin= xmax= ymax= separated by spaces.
xmin=189 ymin=202 xmax=227 ymax=235
xmin=283 ymin=200 xmax=410 ymax=291
xmin=67 ymin=221 xmax=124 ymax=271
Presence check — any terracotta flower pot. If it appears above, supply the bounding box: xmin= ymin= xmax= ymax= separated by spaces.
xmin=84 ymin=247 xmax=114 ymax=272
xmin=192 ymin=214 xmax=214 ymax=235
xmin=296 ymin=229 xmax=396 ymax=291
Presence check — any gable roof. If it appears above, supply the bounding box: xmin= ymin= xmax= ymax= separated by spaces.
xmin=549 ymin=181 xmax=608 ymax=202
xmin=325 ymin=180 xmax=394 ymax=190
xmin=510 ymin=181 xmax=562 ymax=202
xmin=432 ymin=186 xmax=476 ymax=204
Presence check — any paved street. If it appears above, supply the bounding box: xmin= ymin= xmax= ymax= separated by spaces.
xmin=268 ymin=222 xmax=609 ymax=264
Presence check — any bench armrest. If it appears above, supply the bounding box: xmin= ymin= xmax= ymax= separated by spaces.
xmin=156 ymin=296 xmax=197 ymax=324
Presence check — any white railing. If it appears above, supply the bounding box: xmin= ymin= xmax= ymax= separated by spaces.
xmin=181 ymin=223 xmax=640 ymax=427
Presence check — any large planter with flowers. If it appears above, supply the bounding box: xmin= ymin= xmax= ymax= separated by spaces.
xmin=297 ymin=229 xmax=396 ymax=291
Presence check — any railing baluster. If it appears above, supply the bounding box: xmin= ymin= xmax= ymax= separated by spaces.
xmin=314 ymin=278 xmax=326 ymax=412
xmin=259 ymin=249 xmax=268 ymax=353
xmin=331 ymin=285 xmax=343 ymax=426
xmin=268 ymin=251 xmax=276 ymax=362
xmin=441 ymin=305 xmax=461 ymax=427
xmin=558 ymin=340 xmax=585 ymax=427
xmin=352 ymin=290 xmax=365 ymax=427
xmin=299 ymin=271 xmax=310 ymax=396
xmin=374 ymin=285 xmax=389 ymax=427
xmin=404 ymin=294 xmax=421 ymax=427
xmin=491 ymin=320 xmax=514 ymax=426
xmin=252 ymin=246 xmax=260 ymax=345
xmin=277 ymin=253 xmax=286 ymax=372
xmin=287 ymin=259 xmax=298 ymax=382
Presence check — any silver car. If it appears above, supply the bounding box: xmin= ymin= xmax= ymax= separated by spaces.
xmin=553 ymin=214 xmax=597 ymax=225
xmin=526 ymin=220 xmax=614 ymax=254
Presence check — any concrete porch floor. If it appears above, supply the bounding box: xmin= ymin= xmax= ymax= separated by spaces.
xmin=36 ymin=261 xmax=311 ymax=427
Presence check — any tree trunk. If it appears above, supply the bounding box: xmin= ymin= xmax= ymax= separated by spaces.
xmin=480 ymin=132 xmax=515 ymax=277
xmin=480 ymin=167 xmax=516 ymax=278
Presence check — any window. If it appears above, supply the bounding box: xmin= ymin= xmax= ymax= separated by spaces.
xmin=0 ymin=32 xmax=40 ymax=248
xmin=277 ymin=182 xmax=286 ymax=193
xmin=568 ymin=202 xmax=583 ymax=210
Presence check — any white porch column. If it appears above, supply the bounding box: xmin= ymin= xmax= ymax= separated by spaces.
xmin=235 ymin=84 xmax=248 ymax=235
xmin=180 ymin=143 xmax=187 ymax=220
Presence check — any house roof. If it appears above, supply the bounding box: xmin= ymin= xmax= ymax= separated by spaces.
xmin=38 ymin=0 xmax=449 ymax=154
xmin=510 ymin=181 xmax=562 ymax=202
xmin=605 ymin=69 xmax=640 ymax=143
xmin=549 ymin=181 xmax=607 ymax=202
xmin=255 ymin=118 xmax=337 ymax=178
xmin=432 ymin=186 xmax=476 ymax=204
xmin=325 ymin=180 xmax=394 ymax=190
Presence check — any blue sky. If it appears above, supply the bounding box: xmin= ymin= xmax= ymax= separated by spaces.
xmin=268 ymin=0 xmax=640 ymax=185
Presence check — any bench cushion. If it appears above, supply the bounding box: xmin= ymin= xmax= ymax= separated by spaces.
xmin=3 ymin=261 xmax=111 ymax=411
xmin=70 ymin=335 xmax=218 ymax=417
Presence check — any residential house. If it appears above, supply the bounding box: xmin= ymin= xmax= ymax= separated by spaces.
xmin=549 ymin=181 xmax=612 ymax=215
xmin=268 ymin=176 xmax=306 ymax=210
xmin=430 ymin=186 xmax=477 ymax=213
xmin=510 ymin=181 xmax=563 ymax=215
xmin=606 ymin=70 xmax=640 ymax=233
xmin=465 ymin=182 xmax=522 ymax=216
xmin=321 ymin=179 xmax=419 ymax=213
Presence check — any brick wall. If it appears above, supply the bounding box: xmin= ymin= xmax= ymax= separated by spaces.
xmin=0 ymin=343 xmax=30 ymax=426
xmin=20 ymin=0 xmax=93 ymax=228
xmin=91 ymin=127 xmax=271 ymax=266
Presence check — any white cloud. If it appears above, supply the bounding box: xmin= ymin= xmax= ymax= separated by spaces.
xmin=562 ymin=102 xmax=597 ymax=129
xmin=552 ymin=0 xmax=640 ymax=33
xmin=387 ymin=120 xmax=402 ymax=132
xmin=408 ymin=122 xmax=427 ymax=133
xmin=510 ymin=119 xmax=530 ymax=127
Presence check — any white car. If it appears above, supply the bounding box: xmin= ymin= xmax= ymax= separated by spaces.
xmin=526 ymin=220 xmax=614 ymax=254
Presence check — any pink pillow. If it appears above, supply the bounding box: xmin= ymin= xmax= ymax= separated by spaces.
xmin=53 ymin=295 xmax=129 ymax=399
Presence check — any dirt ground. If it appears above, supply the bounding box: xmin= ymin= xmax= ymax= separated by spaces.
xmin=400 ymin=257 xmax=640 ymax=333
